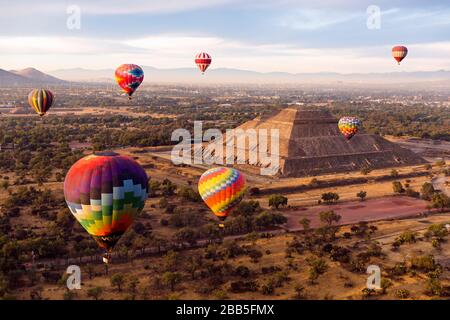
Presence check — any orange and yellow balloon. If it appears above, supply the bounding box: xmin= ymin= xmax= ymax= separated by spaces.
xmin=198 ymin=167 xmax=246 ymax=227
xmin=392 ymin=46 xmax=408 ymax=65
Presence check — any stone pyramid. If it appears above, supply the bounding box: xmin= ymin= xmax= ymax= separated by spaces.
xmin=202 ymin=107 xmax=427 ymax=177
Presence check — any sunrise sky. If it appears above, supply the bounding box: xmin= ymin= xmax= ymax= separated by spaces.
xmin=1 ymin=0 xmax=450 ymax=73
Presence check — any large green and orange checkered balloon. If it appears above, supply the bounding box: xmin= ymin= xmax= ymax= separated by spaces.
xmin=64 ymin=152 xmax=148 ymax=252
xmin=198 ymin=167 xmax=246 ymax=222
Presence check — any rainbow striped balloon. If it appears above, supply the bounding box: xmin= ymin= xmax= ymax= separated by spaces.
xmin=198 ymin=167 xmax=246 ymax=222
xmin=64 ymin=152 xmax=148 ymax=252
xmin=338 ymin=116 xmax=362 ymax=140
xmin=28 ymin=89 xmax=54 ymax=116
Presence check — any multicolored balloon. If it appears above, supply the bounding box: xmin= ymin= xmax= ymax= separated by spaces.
xmin=198 ymin=167 xmax=246 ymax=227
xmin=28 ymin=89 xmax=54 ymax=116
xmin=115 ymin=64 xmax=144 ymax=99
xmin=64 ymin=151 xmax=148 ymax=262
xmin=392 ymin=46 xmax=408 ymax=65
xmin=195 ymin=52 xmax=212 ymax=74
xmin=338 ymin=117 xmax=362 ymax=140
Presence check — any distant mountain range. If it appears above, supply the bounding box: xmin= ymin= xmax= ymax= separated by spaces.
xmin=1 ymin=66 xmax=450 ymax=86
xmin=10 ymin=67 xmax=64 ymax=84
xmin=49 ymin=66 xmax=450 ymax=85
xmin=0 ymin=68 xmax=66 ymax=86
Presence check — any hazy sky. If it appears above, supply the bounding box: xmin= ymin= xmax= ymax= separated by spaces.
xmin=1 ymin=0 xmax=449 ymax=73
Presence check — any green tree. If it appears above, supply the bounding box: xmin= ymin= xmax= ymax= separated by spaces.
xmin=87 ymin=287 xmax=103 ymax=300
xmin=161 ymin=179 xmax=177 ymax=196
xmin=110 ymin=273 xmax=126 ymax=292
xmin=431 ymin=193 xmax=450 ymax=211
xmin=321 ymin=192 xmax=339 ymax=204
xmin=174 ymin=228 xmax=198 ymax=246
xmin=361 ymin=166 xmax=372 ymax=175
xmin=254 ymin=211 xmax=287 ymax=228
xmin=163 ymin=250 xmax=181 ymax=272
xmin=421 ymin=182 xmax=435 ymax=200
xmin=306 ymin=257 xmax=328 ymax=284
xmin=390 ymin=169 xmax=399 ymax=177
xmin=392 ymin=181 xmax=405 ymax=194
xmin=425 ymin=224 xmax=449 ymax=240
xmin=1 ymin=180 xmax=9 ymax=190
xmin=319 ymin=210 xmax=341 ymax=227
xmin=127 ymin=276 xmax=140 ymax=297
xmin=268 ymin=194 xmax=288 ymax=209
xmin=299 ymin=217 xmax=311 ymax=231
xmin=356 ymin=191 xmax=367 ymax=201
xmin=162 ymin=272 xmax=182 ymax=291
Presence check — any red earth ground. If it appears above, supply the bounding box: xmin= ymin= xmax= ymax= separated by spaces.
xmin=283 ymin=196 xmax=430 ymax=231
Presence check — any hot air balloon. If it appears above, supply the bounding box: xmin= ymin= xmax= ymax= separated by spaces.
xmin=115 ymin=64 xmax=144 ymax=99
xmin=392 ymin=46 xmax=408 ymax=65
xmin=28 ymin=89 xmax=54 ymax=116
xmin=64 ymin=151 xmax=148 ymax=263
xmin=198 ymin=167 xmax=246 ymax=228
xmin=338 ymin=117 xmax=362 ymax=140
xmin=195 ymin=52 xmax=212 ymax=74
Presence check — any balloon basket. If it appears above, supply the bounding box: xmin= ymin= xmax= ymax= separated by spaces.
xmin=102 ymin=253 xmax=111 ymax=264
xmin=218 ymin=223 xmax=225 ymax=228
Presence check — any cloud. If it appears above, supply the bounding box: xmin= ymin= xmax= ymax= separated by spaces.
xmin=0 ymin=0 xmax=236 ymax=16
xmin=0 ymin=36 xmax=144 ymax=55
xmin=124 ymin=35 xmax=229 ymax=56
xmin=390 ymin=9 xmax=450 ymax=27
xmin=2 ymin=33 xmax=450 ymax=73
xmin=278 ymin=9 xmax=362 ymax=30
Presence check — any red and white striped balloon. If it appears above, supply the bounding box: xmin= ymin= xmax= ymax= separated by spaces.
xmin=392 ymin=46 xmax=408 ymax=65
xmin=195 ymin=52 xmax=212 ymax=74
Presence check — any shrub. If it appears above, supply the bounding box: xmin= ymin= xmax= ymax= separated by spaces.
xmin=396 ymin=231 xmax=417 ymax=244
xmin=410 ymin=255 xmax=438 ymax=272
xmin=234 ymin=266 xmax=250 ymax=278
xmin=321 ymin=192 xmax=339 ymax=204
xmin=395 ymin=289 xmax=410 ymax=299
xmin=268 ymin=195 xmax=288 ymax=209
xmin=392 ymin=181 xmax=405 ymax=194
xmin=229 ymin=280 xmax=259 ymax=293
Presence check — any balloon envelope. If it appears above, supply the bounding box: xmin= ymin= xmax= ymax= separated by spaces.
xmin=115 ymin=64 xmax=144 ymax=98
xmin=64 ymin=151 xmax=148 ymax=252
xmin=195 ymin=52 xmax=212 ymax=73
xmin=28 ymin=89 xmax=54 ymax=116
xmin=198 ymin=167 xmax=245 ymax=221
xmin=392 ymin=46 xmax=408 ymax=64
xmin=338 ymin=117 xmax=361 ymax=140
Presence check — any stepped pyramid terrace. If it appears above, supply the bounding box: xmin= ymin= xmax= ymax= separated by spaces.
xmin=199 ymin=107 xmax=427 ymax=177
